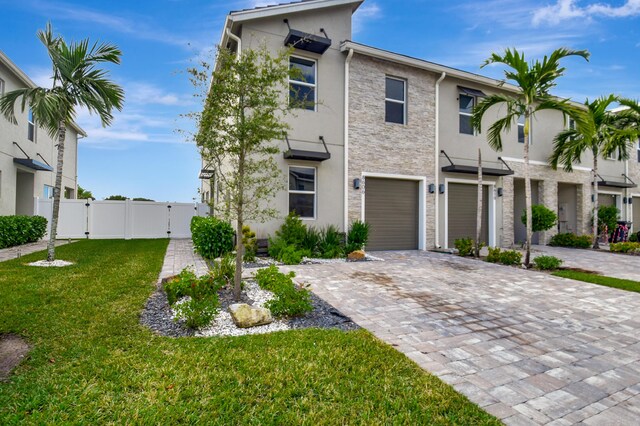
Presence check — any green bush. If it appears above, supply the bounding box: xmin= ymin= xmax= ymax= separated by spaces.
xmin=210 ymin=253 xmax=236 ymax=286
xmin=242 ymin=225 xmax=257 ymax=262
xmin=533 ymin=255 xmax=563 ymax=270
xmin=346 ymin=220 xmax=370 ymax=253
xmin=499 ymin=250 xmax=523 ymax=266
xmin=522 ymin=204 xmax=558 ymax=233
xmin=172 ymin=295 xmax=219 ymax=329
xmin=610 ymin=242 xmax=640 ymax=254
xmin=301 ymin=226 xmax=321 ymax=255
xmin=629 ymin=233 xmax=639 ymax=243
xmin=486 ymin=247 xmax=502 ymax=263
xmin=254 ymin=265 xmax=313 ymax=317
xmin=268 ymin=239 xmax=309 ymax=265
xmin=455 ymin=238 xmax=480 ymax=257
xmin=596 ymin=205 xmax=619 ymax=234
xmin=274 ymin=212 xmax=307 ymax=247
xmin=190 ymin=216 xmax=234 ymax=259
xmin=0 ymin=215 xmax=48 ymax=249
xmin=318 ymin=225 xmax=345 ymax=259
xmin=164 ymin=267 xmax=222 ymax=329
xmin=549 ymin=233 xmax=592 ymax=248
xmin=164 ymin=268 xmax=199 ymax=306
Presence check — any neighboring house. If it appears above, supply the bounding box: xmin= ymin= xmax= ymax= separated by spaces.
xmin=202 ymin=0 xmax=639 ymax=249
xmin=0 ymin=50 xmax=86 ymax=216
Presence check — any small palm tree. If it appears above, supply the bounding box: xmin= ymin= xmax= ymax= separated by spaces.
xmin=472 ymin=48 xmax=590 ymax=265
xmin=550 ymin=95 xmax=640 ymax=248
xmin=0 ymin=23 xmax=124 ymax=261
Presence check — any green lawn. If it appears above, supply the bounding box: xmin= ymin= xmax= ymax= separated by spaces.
xmin=0 ymin=240 xmax=498 ymax=425
xmin=553 ymin=270 xmax=640 ymax=293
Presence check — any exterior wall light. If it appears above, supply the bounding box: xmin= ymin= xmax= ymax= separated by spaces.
xmin=353 ymin=178 xmax=360 ymax=189
xmin=497 ymin=188 xmax=503 ymax=197
xmin=439 ymin=184 xmax=445 ymax=194
xmin=428 ymin=183 xmax=435 ymax=193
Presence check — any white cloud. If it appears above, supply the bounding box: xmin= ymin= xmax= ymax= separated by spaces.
xmin=353 ymin=3 xmax=382 ymax=34
xmin=126 ymin=82 xmax=192 ymax=106
xmin=533 ymin=0 xmax=640 ymax=26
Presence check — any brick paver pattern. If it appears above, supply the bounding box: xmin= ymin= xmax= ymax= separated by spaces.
xmin=0 ymin=240 xmax=73 ymax=263
xmin=285 ymin=251 xmax=640 ymax=425
xmin=159 ymin=239 xmax=208 ymax=281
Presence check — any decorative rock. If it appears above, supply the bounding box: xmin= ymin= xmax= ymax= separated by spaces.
xmin=228 ymin=304 xmax=273 ymax=328
xmin=347 ymin=250 xmax=366 ymax=261
xmin=28 ymin=260 xmax=74 ymax=267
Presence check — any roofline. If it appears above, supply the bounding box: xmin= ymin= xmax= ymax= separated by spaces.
xmin=230 ymin=0 xmax=363 ymax=23
xmin=0 ymin=49 xmax=87 ymax=137
xmin=340 ymin=41 xmax=585 ymax=107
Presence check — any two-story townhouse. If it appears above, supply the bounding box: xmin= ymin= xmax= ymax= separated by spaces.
xmin=202 ymin=0 xmax=639 ymax=249
xmin=0 ymin=50 xmax=85 ymax=217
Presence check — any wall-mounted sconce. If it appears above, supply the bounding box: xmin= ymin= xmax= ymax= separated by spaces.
xmin=353 ymin=178 xmax=360 ymax=189
xmin=428 ymin=183 xmax=435 ymax=194
xmin=439 ymin=184 xmax=445 ymax=194
xmin=497 ymin=188 xmax=503 ymax=197
xmin=591 ymin=194 xmax=595 ymax=202
xmin=623 ymin=197 xmax=628 ymax=204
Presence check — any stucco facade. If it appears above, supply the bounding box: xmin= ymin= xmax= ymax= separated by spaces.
xmin=0 ymin=51 xmax=84 ymax=216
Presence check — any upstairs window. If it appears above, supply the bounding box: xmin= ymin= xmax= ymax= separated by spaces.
xmin=0 ymin=78 xmax=5 ymax=96
xmin=289 ymin=56 xmax=316 ymax=111
xmin=637 ymin=140 xmax=640 ymax=163
xmin=289 ymin=166 xmax=316 ymax=219
xmin=459 ymin=95 xmax=474 ymax=134
xmin=517 ymin=115 xmax=525 ymax=144
xmin=27 ymin=108 xmax=36 ymax=142
xmin=385 ymin=77 xmax=406 ymax=124
xmin=43 ymin=185 xmax=54 ymax=199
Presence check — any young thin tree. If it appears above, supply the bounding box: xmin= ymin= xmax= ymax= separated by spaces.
xmin=475 ymin=148 xmax=483 ymax=257
xmin=196 ymin=46 xmax=292 ymax=300
xmin=471 ymin=48 xmax=590 ymax=265
xmin=549 ymin=95 xmax=640 ymax=248
xmin=0 ymin=23 xmax=124 ymax=261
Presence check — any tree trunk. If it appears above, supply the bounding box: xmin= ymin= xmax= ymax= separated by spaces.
xmin=233 ymin=151 xmax=245 ymax=301
xmin=592 ymin=157 xmax=599 ymax=249
xmin=47 ymin=122 xmax=66 ymax=262
xmin=475 ymin=148 xmax=483 ymax=257
xmin=523 ymin=113 xmax=533 ymax=266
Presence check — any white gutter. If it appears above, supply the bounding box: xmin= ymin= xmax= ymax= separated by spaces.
xmin=226 ymin=28 xmax=241 ymax=59
xmin=434 ymin=72 xmax=446 ymax=248
xmin=343 ymin=48 xmax=354 ymax=232
xmin=625 ymin=159 xmax=630 ymax=221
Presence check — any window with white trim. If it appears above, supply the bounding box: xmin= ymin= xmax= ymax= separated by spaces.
xmin=289 ymin=56 xmax=316 ymax=111
xmin=385 ymin=76 xmax=406 ymax=124
xmin=289 ymin=166 xmax=316 ymax=219
xmin=27 ymin=108 xmax=36 ymax=142
xmin=517 ymin=115 xmax=525 ymax=144
xmin=459 ymin=94 xmax=475 ymax=134
xmin=0 ymin=78 xmax=5 ymax=96
xmin=43 ymin=185 xmax=54 ymax=199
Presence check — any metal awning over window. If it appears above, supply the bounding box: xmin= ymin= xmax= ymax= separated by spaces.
xmin=594 ymin=174 xmax=637 ymax=189
xmin=283 ymin=136 xmax=331 ymax=162
xmin=199 ymin=169 xmax=215 ymax=180
xmin=440 ymin=150 xmax=514 ymax=176
xmin=283 ymin=19 xmax=331 ymax=55
xmin=12 ymin=142 xmax=53 ymax=171
xmin=458 ymin=86 xmax=486 ymax=98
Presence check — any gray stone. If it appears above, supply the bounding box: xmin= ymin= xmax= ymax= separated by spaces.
xmin=228 ymin=304 xmax=273 ymax=328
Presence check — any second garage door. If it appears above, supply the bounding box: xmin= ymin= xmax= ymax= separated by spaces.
xmin=365 ymin=178 xmax=419 ymax=251
xmin=448 ymin=183 xmax=489 ymax=248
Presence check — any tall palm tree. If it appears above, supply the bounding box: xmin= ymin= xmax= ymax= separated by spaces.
xmin=550 ymin=95 xmax=640 ymax=248
xmin=471 ymin=48 xmax=590 ymax=265
xmin=0 ymin=23 xmax=124 ymax=261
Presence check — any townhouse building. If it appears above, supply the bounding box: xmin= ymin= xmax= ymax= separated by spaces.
xmin=202 ymin=0 xmax=639 ymax=250
xmin=0 ymin=50 xmax=85 ymax=216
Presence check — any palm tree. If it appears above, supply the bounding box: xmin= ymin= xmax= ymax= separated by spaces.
xmin=471 ymin=48 xmax=590 ymax=265
xmin=0 ymin=23 xmax=124 ymax=261
xmin=550 ymin=95 xmax=640 ymax=248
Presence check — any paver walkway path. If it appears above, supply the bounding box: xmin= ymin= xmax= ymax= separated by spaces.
xmin=0 ymin=240 xmax=73 ymax=262
xmin=286 ymin=251 xmax=640 ymax=425
xmin=159 ymin=239 xmax=208 ymax=281
xmin=530 ymin=245 xmax=639 ymax=281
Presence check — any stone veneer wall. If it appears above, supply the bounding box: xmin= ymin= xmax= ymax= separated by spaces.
xmin=501 ymin=161 xmax=592 ymax=246
xmin=347 ymin=54 xmax=437 ymax=247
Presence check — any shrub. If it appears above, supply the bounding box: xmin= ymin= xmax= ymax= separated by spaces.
xmin=486 ymin=247 xmax=502 ymax=263
xmin=164 ymin=268 xmax=199 ymax=305
xmin=254 ymin=265 xmax=313 ymax=317
xmin=596 ymin=205 xmax=619 ymax=235
xmin=242 ymin=225 xmax=257 ymax=262
xmin=318 ymin=225 xmax=345 ymax=259
xmin=499 ymin=250 xmax=522 ymax=266
xmin=533 ymin=255 xmax=563 ymax=270
xmin=0 ymin=215 xmax=48 ymax=249
xmin=629 ymin=232 xmax=639 ymax=243
xmin=610 ymin=242 xmax=640 ymax=254
xmin=522 ymin=205 xmax=557 ymax=233
xmin=164 ymin=267 xmax=221 ymax=329
xmin=190 ymin=216 xmax=234 ymax=259
xmin=549 ymin=233 xmax=592 ymax=248
xmin=172 ymin=295 xmax=219 ymax=329
xmin=454 ymin=238 xmax=483 ymax=257
xmin=301 ymin=226 xmax=321 ymax=255
xmin=210 ymin=253 xmax=236 ymax=286
xmin=346 ymin=220 xmax=370 ymax=253
xmin=268 ymin=239 xmax=309 ymax=265
xmin=274 ymin=212 xmax=307 ymax=247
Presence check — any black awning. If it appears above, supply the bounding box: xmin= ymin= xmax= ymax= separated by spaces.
xmin=284 ymin=29 xmax=331 ymax=54
xmin=199 ymin=169 xmax=215 ymax=180
xmin=595 ymin=180 xmax=637 ymax=189
xmin=284 ymin=149 xmax=331 ymax=162
xmin=13 ymin=158 xmax=53 ymax=171
xmin=458 ymin=86 xmax=486 ymax=98
xmin=441 ymin=164 xmax=514 ymax=177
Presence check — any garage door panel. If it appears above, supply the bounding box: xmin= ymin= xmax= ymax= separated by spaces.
xmin=448 ymin=183 xmax=489 ymax=248
xmin=633 ymin=197 xmax=640 ymax=233
xmin=365 ymin=178 xmax=419 ymax=251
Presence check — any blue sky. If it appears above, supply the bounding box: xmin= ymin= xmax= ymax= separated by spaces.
xmin=1 ymin=0 xmax=639 ymax=201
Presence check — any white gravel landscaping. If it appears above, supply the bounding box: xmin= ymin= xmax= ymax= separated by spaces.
xmin=28 ymin=260 xmax=74 ymax=267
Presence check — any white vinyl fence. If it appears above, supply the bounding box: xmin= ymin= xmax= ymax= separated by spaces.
xmin=34 ymin=198 xmax=210 ymax=239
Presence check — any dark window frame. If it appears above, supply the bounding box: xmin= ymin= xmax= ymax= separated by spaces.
xmin=288 ymin=165 xmax=316 ymax=219
xmin=385 ymin=76 xmax=406 ymax=125
xmin=289 ymin=55 xmax=317 ymax=111
xmin=459 ymin=94 xmax=475 ymax=135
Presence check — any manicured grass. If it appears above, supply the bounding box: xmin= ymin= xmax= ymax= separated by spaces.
xmin=0 ymin=240 xmax=498 ymax=424
xmin=553 ymin=270 xmax=640 ymax=293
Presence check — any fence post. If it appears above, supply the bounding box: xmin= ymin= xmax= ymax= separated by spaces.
xmin=85 ymin=199 xmax=91 ymax=239
xmin=124 ymin=199 xmax=132 ymax=240
xmin=167 ymin=204 xmax=172 ymax=239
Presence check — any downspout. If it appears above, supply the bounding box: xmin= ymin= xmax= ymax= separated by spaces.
xmin=343 ymin=48 xmax=354 ymax=233
xmin=434 ymin=72 xmax=446 ymax=248
xmin=226 ymin=28 xmax=241 ymax=59
xmin=625 ymin=158 xmax=629 ymax=221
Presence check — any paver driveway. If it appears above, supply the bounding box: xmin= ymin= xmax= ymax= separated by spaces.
xmin=285 ymin=251 xmax=640 ymax=425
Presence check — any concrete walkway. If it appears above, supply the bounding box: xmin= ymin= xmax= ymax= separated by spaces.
xmin=159 ymin=239 xmax=208 ymax=281
xmin=285 ymin=251 xmax=640 ymax=425
xmin=530 ymin=245 xmax=639 ymax=281
xmin=0 ymin=240 xmax=73 ymax=262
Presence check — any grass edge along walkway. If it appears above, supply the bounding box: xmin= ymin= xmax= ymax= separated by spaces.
xmin=0 ymin=239 xmax=499 ymax=425
xmin=553 ymin=269 xmax=640 ymax=294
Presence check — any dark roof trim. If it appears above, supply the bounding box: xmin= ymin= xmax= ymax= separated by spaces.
xmin=458 ymin=86 xmax=486 ymax=98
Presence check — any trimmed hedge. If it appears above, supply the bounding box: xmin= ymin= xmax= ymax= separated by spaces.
xmin=549 ymin=233 xmax=592 ymax=248
xmin=0 ymin=215 xmax=48 ymax=249
xmin=190 ymin=216 xmax=234 ymax=259
xmin=610 ymin=242 xmax=640 ymax=254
